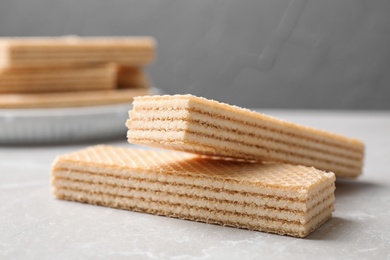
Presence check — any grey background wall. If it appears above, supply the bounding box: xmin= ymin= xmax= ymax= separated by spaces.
xmin=1 ymin=0 xmax=389 ymax=109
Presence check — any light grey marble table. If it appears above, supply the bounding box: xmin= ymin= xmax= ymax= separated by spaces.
xmin=1 ymin=110 xmax=389 ymax=259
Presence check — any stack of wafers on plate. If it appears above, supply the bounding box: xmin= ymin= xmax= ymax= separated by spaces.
xmin=0 ymin=36 xmax=155 ymax=108
xmin=51 ymin=94 xmax=365 ymax=238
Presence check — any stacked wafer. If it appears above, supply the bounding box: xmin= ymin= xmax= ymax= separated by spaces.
xmin=51 ymin=145 xmax=335 ymax=238
xmin=51 ymin=94 xmax=367 ymax=237
xmin=127 ymin=94 xmax=365 ymax=178
xmin=0 ymin=36 xmax=155 ymax=108
xmin=51 ymin=94 xmax=366 ymax=237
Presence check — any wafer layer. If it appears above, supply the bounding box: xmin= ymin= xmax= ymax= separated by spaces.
xmin=0 ymin=88 xmax=150 ymax=108
xmin=0 ymin=37 xmax=155 ymax=68
xmin=0 ymin=65 xmax=116 ymax=93
xmin=51 ymin=145 xmax=335 ymax=237
xmin=127 ymin=95 xmax=365 ymax=178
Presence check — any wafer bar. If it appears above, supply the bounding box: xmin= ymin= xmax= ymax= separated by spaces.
xmin=0 ymin=37 xmax=155 ymax=68
xmin=127 ymin=95 xmax=365 ymax=178
xmin=117 ymin=67 xmax=150 ymax=89
xmin=51 ymin=145 xmax=335 ymax=238
xmin=0 ymin=88 xmax=150 ymax=108
xmin=0 ymin=64 xmax=116 ymax=93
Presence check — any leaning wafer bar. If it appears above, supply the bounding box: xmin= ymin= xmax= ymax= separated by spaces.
xmin=0 ymin=88 xmax=150 ymax=108
xmin=51 ymin=145 xmax=335 ymax=238
xmin=117 ymin=67 xmax=150 ymax=89
xmin=0 ymin=37 xmax=155 ymax=68
xmin=0 ymin=64 xmax=116 ymax=93
xmin=127 ymin=94 xmax=365 ymax=178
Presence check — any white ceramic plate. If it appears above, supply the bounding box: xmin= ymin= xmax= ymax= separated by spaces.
xmin=0 ymin=87 xmax=163 ymax=145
